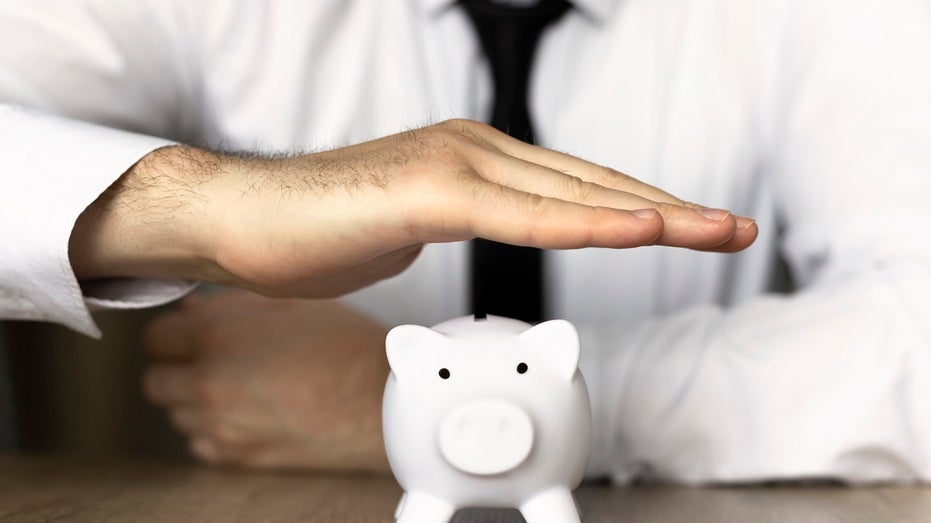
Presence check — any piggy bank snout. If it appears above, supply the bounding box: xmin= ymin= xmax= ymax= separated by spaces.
xmin=438 ymin=399 xmax=534 ymax=476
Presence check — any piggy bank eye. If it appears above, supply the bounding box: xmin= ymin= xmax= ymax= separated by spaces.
xmin=516 ymin=362 xmax=528 ymax=374
xmin=439 ymin=368 xmax=451 ymax=379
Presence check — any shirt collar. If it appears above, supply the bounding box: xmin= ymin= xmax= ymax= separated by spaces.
xmin=413 ymin=0 xmax=620 ymax=24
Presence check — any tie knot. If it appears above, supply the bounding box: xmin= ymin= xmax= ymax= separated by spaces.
xmin=460 ymin=0 xmax=571 ymax=26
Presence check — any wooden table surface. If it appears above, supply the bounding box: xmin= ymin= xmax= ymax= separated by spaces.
xmin=1 ymin=454 xmax=929 ymax=522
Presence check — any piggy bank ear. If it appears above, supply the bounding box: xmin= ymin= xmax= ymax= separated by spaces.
xmin=385 ymin=324 xmax=448 ymax=381
xmin=520 ymin=319 xmax=580 ymax=381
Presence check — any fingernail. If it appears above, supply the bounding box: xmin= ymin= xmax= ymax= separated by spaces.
xmin=736 ymin=215 xmax=756 ymax=229
xmin=697 ymin=208 xmax=731 ymax=221
xmin=632 ymin=208 xmax=658 ymax=219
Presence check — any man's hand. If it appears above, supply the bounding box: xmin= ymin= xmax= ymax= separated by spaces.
xmin=71 ymin=120 xmax=757 ymax=297
xmin=142 ymin=291 xmax=391 ymax=472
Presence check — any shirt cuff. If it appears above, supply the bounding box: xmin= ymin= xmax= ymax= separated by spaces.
xmin=84 ymin=278 xmax=199 ymax=311
xmin=0 ymin=105 xmax=178 ymax=337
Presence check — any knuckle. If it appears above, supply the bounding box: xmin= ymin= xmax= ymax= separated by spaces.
xmin=565 ymin=176 xmax=599 ymax=202
xmin=652 ymin=201 xmax=678 ymax=217
xmin=400 ymin=126 xmax=471 ymax=170
xmin=431 ymin=119 xmax=496 ymax=152
xmin=600 ymin=166 xmax=633 ymax=184
xmin=524 ymin=192 xmax=549 ymax=218
xmin=437 ymin=118 xmax=482 ymax=135
xmin=599 ymin=167 xmax=646 ymax=194
xmin=434 ymin=121 xmax=479 ymax=146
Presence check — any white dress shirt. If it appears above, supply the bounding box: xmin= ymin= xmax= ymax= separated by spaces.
xmin=1 ymin=0 xmax=930 ymax=483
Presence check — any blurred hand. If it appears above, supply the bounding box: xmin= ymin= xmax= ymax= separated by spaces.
xmin=142 ymin=290 xmax=391 ymax=473
xmin=72 ymin=119 xmax=757 ymax=298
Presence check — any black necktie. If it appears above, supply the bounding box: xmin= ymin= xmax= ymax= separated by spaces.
xmin=461 ymin=0 xmax=571 ymax=323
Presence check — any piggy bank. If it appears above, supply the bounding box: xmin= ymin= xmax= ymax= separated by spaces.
xmin=383 ymin=315 xmax=592 ymax=523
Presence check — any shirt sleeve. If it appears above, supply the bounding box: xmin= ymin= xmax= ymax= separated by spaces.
xmin=0 ymin=1 xmax=202 ymax=337
xmin=581 ymin=0 xmax=931 ymax=483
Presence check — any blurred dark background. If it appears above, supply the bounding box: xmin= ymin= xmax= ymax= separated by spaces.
xmin=1 ymin=308 xmax=188 ymax=458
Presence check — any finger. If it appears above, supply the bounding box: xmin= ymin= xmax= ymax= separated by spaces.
xmin=471 ymin=128 xmax=757 ymax=252
xmin=697 ymin=217 xmax=758 ymax=253
xmin=655 ymin=204 xmax=738 ymax=250
xmin=483 ymin=128 xmax=758 ymax=248
xmin=475 ymin=153 xmax=739 ymax=249
xmin=143 ymin=312 xmax=196 ymax=360
xmin=143 ymin=365 xmax=198 ymax=405
xmin=419 ymin=176 xmax=664 ymax=249
xmin=479 ymin=129 xmax=695 ymax=206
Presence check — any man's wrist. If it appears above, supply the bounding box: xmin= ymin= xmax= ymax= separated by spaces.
xmin=69 ymin=145 xmax=229 ymax=285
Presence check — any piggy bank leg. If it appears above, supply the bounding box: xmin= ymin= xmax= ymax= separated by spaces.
xmin=394 ymin=493 xmax=407 ymax=520
xmin=395 ymin=491 xmax=456 ymax=523
xmin=520 ymin=488 xmax=581 ymax=523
